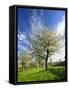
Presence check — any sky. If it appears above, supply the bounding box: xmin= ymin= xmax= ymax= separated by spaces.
xmin=18 ymin=7 xmax=65 ymax=62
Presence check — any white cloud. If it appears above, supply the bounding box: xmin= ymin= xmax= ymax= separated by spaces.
xmin=22 ymin=46 xmax=28 ymax=51
xmin=18 ymin=45 xmax=31 ymax=54
xmin=30 ymin=9 xmax=45 ymax=35
xmin=49 ymin=45 xmax=65 ymax=62
xmin=18 ymin=31 xmax=26 ymax=41
xmin=49 ymin=15 xmax=65 ymax=62
xmin=56 ymin=16 xmax=65 ymax=36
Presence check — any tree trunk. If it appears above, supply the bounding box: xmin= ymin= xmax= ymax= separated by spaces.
xmin=45 ymin=49 xmax=49 ymax=70
xmin=45 ymin=57 xmax=48 ymax=70
xmin=22 ymin=62 xmax=24 ymax=70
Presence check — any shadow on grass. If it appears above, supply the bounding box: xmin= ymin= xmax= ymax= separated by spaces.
xmin=25 ymin=67 xmax=65 ymax=80
xmin=48 ymin=67 xmax=65 ymax=80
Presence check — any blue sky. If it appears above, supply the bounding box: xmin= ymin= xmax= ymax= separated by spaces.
xmin=18 ymin=8 xmax=65 ymax=61
xmin=18 ymin=8 xmax=64 ymax=32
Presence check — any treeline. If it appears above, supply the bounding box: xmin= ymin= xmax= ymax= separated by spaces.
xmin=18 ymin=51 xmax=45 ymax=70
xmin=53 ymin=61 xmax=65 ymax=66
xmin=18 ymin=51 xmax=65 ymax=71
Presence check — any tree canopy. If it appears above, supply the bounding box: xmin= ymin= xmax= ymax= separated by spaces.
xmin=28 ymin=28 xmax=61 ymax=70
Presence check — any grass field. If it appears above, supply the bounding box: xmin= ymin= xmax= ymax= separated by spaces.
xmin=17 ymin=66 xmax=65 ymax=82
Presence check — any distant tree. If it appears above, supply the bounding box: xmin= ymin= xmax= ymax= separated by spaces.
xmin=30 ymin=61 xmax=37 ymax=68
xmin=35 ymin=57 xmax=44 ymax=67
xmin=19 ymin=51 xmax=32 ymax=70
xmin=28 ymin=28 xmax=61 ymax=70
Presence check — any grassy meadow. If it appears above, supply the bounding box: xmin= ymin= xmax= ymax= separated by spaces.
xmin=17 ymin=65 xmax=65 ymax=82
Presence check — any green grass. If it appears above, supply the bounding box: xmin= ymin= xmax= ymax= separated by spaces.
xmin=17 ymin=66 xmax=65 ymax=82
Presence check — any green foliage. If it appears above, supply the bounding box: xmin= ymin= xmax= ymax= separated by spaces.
xmin=28 ymin=28 xmax=61 ymax=59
